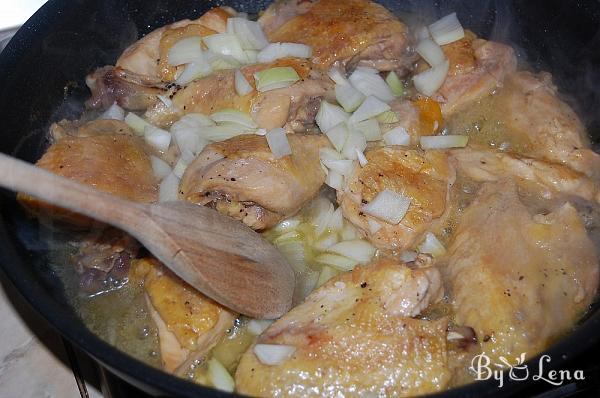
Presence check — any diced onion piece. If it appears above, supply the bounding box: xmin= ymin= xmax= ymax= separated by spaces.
xmin=328 ymin=207 xmax=344 ymax=231
xmin=327 ymin=67 xmax=349 ymax=85
xmin=420 ymin=134 xmax=468 ymax=149
xmin=257 ymin=42 xmax=312 ymax=63
xmin=199 ymin=123 xmax=252 ymax=141
xmin=226 ymin=18 xmax=268 ymax=50
xmin=321 ymin=159 xmax=354 ymax=176
xmin=316 ymin=101 xmax=350 ymax=133
xmin=157 ymin=95 xmax=173 ymax=108
xmin=173 ymin=113 xmax=216 ymax=129
xmin=353 ymin=119 xmax=381 ymax=141
xmin=254 ymin=344 xmax=296 ymax=366
xmin=335 ymin=82 xmax=365 ymax=113
xmin=385 ymin=71 xmax=405 ymax=97
xmin=124 ymin=112 xmax=152 ymax=135
xmin=416 ymin=38 xmax=446 ymax=67
xmin=275 ymin=240 xmax=306 ymax=273
xmin=383 ymin=126 xmax=410 ymax=146
xmin=144 ymin=126 xmax=171 ymax=152
xmin=247 ymin=319 xmax=273 ymax=335
xmin=349 ymin=95 xmax=390 ymax=124
xmin=316 ymin=265 xmax=339 ymax=287
xmin=210 ymin=109 xmax=257 ymax=128
xmin=325 ymin=170 xmax=343 ymax=190
xmin=173 ymin=128 xmax=206 ymax=155
xmin=172 ymin=157 xmax=190 ymax=179
xmin=312 ymin=199 xmax=335 ymax=237
xmin=349 ymin=68 xmax=394 ymax=103
xmin=207 ymin=358 xmax=235 ymax=392
xmin=167 ymin=36 xmax=203 ymax=66
xmin=254 ymin=66 xmax=300 ymax=92
xmin=399 ymin=250 xmax=418 ymax=262
xmin=314 ymin=253 xmax=358 ymax=271
xmin=159 ymin=172 xmax=180 ymax=202
xmin=367 ymin=218 xmax=382 ymax=234
xmin=418 ymin=232 xmax=447 ymax=257
xmin=342 ymin=128 xmax=367 ymax=160
xmin=99 ymin=102 xmax=124 ymax=120
xmin=207 ymin=51 xmax=242 ymax=70
xmin=413 ymin=59 xmax=449 ymax=96
xmin=321 ymin=123 xmax=347 ymax=153
xmin=355 ymin=149 xmax=368 ymax=167
xmin=244 ymin=50 xmax=259 ymax=64
xmin=204 ymin=33 xmax=247 ymax=63
xmin=319 ymin=147 xmax=342 ymax=161
xmin=313 ymin=232 xmax=339 ymax=251
xmin=150 ymin=156 xmax=171 ymax=179
xmin=341 ymin=221 xmax=359 ymax=240
xmin=376 ymin=110 xmax=399 ymax=124
xmin=266 ymin=127 xmax=292 ymax=159
xmin=428 ymin=12 xmax=465 ymax=45
xmin=362 ymin=189 xmax=411 ymax=225
xmin=234 ymin=69 xmax=253 ymax=96
xmin=176 ymin=57 xmax=213 ymax=85
xmin=327 ymin=240 xmax=376 ymax=263
xmin=416 ymin=25 xmax=430 ymax=40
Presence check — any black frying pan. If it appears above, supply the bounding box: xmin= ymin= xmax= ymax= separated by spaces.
xmin=1 ymin=0 xmax=600 ymax=396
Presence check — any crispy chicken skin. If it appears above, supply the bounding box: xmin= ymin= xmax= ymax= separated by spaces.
xmin=131 ymin=258 xmax=235 ymax=373
xmin=339 ymin=147 xmax=455 ymax=251
xmin=180 ymin=134 xmax=329 ymax=230
xmin=447 ymin=180 xmax=599 ymax=365
xmin=235 ymin=258 xmax=449 ymax=397
xmin=259 ymin=0 xmax=416 ymax=73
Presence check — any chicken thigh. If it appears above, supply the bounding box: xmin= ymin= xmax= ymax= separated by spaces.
xmin=235 ymin=258 xmax=449 ymax=397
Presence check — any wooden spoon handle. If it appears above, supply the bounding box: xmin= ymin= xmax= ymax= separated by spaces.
xmin=0 ymin=152 xmax=147 ymax=229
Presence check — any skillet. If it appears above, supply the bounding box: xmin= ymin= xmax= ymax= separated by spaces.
xmin=1 ymin=0 xmax=600 ymax=396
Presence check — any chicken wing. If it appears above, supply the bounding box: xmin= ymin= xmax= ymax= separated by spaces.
xmin=179 ymin=133 xmax=329 ymax=230
xmin=235 ymin=258 xmax=449 ymax=397
xmin=447 ymin=180 xmax=598 ymax=365
xmin=339 ymin=147 xmax=455 ymax=251
xmin=259 ymin=0 xmax=415 ymax=73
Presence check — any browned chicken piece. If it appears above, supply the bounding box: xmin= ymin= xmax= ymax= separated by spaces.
xmin=145 ymin=57 xmax=331 ymax=130
xmin=180 ymin=134 xmax=329 ymax=230
xmin=235 ymin=258 xmax=449 ymax=397
xmin=19 ymin=120 xmax=158 ymax=226
xmin=430 ymin=33 xmax=517 ymax=117
xmin=447 ymin=180 xmax=598 ymax=365
xmin=259 ymin=0 xmax=415 ymax=73
xmin=339 ymin=147 xmax=455 ymax=251
xmin=50 ymin=119 xmax=136 ymax=141
xmin=131 ymin=258 xmax=235 ymax=373
xmin=450 ymin=148 xmax=600 ymax=204
xmin=492 ymin=71 xmax=600 ymax=181
xmin=382 ymin=97 xmax=445 ymax=145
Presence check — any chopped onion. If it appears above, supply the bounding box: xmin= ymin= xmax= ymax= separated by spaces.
xmin=362 ymin=189 xmax=411 ymax=225
xmin=321 ymin=159 xmax=354 ymax=176
xmin=335 ymin=82 xmax=365 ymax=113
xmin=416 ymin=25 xmax=430 ymax=40
xmin=353 ymin=119 xmax=381 ymax=141
xmin=247 ymin=319 xmax=273 ymax=335
xmin=319 ymin=147 xmax=342 ymax=161
xmin=124 ymin=112 xmax=152 ymax=135
xmin=254 ymin=344 xmax=296 ymax=366
xmin=314 ymin=253 xmax=358 ymax=271
xmin=418 ymin=232 xmax=447 ymax=257
xmin=420 ymin=134 xmax=468 ymax=149
xmin=416 ymin=38 xmax=446 ymax=67
xmin=99 ymin=102 xmax=124 ymax=120
xmin=254 ymin=66 xmax=300 ymax=92
xmin=349 ymin=68 xmax=395 ymax=103
xmin=167 ymin=36 xmax=203 ymax=66
xmin=172 ymin=156 xmax=190 ymax=179
xmin=312 ymin=199 xmax=335 ymax=237
xmin=234 ymin=69 xmax=253 ymax=96
xmin=327 ymin=240 xmax=376 ymax=263
xmin=273 ymin=218 xmax=301 ymax=232
xmin=428 ymin=12 xmax=465 ymax=45
xmin=207 ymin=358 xmax=235 ymax=392
xmin=176 ymin=57 xmax=213 ymax=85
xmin=399 ymin=250 xmax=418 ymax=262
xmin=341 ymin=221 xmax=360 ymax=240
xmin=376 ymin=110 xmax=399 ymax=124
xmin=325 ymin=170 xmax=343 ymax=190
xmin=144 ymin=126 xmax=171 ymax=152
xmin=266 ymin=127 xmax=292 ymax=158
xmin=316 ymin=265 xmax=339 ymax=287
xmin=367 ymin=218 xmax=381 ymax=234
xmin=328 ymin=207 xmax=344 ymax=232
xmin=275 ymin=240 xmax=306 ymax=273
xmin=150 ymin=156 xmax=171 ymax=179
xmin=383 ymin=126 xmax=410 ymax=146
xmin=349 ymin=95 xmax=390 ymax=124
xmin=199 ymin=123 xmax=252 ymax=141
xmin=158 ymin=172 xmax=180 ymax=202
xmin=210 ymin=109 xmax=257 ymax=128
xmin=313 ymin=232 xmax=339 ymax=251
xmin=413 ymin=59 xmax=449 ymax=96
xmin=157 ymin=94 xmax=173 ymax=108
xmin=173 ymin=127 xmax=207 ymax=155
xmin=341 ymin=128 xmax=367 ymax=160
xmin=244 ymin=50 xmax=259 ymax=64
xmin=203 ymin=33 xmax=247 ymax=63
xmin=324 ymin=123 xmax=349 ymax=152
xmin=257 ymin=42 xmax=312 ymax=63
xmin=355 ymin=148 xmax=368 ymax=167
xmin=207 ymin=51 xmax=242 ymax=70
xmin=315 ymin=101 xmax=350 ymax=133
xmin=327 ymin=67 xmax=349 ymax=85
xmin=226 ymin=18 xmax=268 ymax=50
xmin=385 ymin=71 xmax=405 ymax=97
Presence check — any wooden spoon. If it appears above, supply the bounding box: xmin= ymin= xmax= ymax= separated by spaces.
xmin=0 ymin=153 xmax=295 ymax=319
